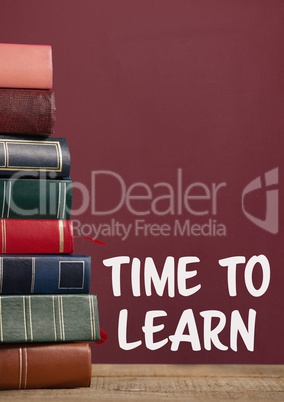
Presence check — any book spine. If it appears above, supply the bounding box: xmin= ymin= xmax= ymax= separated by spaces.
xmin=0 ymin=43 xmax=52 ymax=89
xmin=0 ymin=342 xmax=91 ymax=389
xmin=0 ymin=89 xmax=56 ymax=135
xmin=0 ymin=255 xmax=91 ymax=294
xmin=0 ymin=179 xmax=72 ymax=219
xmin=0 ymin=136 xmax=70 ymax=178
xmin=0 ymin=295 xmax=100 ymax=343
xmin=0 ymin=219 xmax=73 ymax=254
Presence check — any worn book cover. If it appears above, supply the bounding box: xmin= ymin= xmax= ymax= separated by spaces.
xmin=0 ymin=89 xmax=56 ymax=135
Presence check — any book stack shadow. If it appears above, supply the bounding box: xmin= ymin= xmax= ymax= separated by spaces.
xmin=0 ymin=43 xmax=102 ymax=390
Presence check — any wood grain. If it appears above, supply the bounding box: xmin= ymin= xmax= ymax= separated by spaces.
xmin=0 ymin=365 xmax=283 ymax=401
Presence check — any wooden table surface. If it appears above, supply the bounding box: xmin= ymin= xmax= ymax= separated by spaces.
xmin=0 ymin=364 xmax=283 ymax=401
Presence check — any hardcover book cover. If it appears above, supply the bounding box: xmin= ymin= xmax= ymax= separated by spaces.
xmin=0 ymin=294 xmax=100 ymax=343
xmin=0 ymin=136 xmax=70 ymax=178
xmin=0 ymin=342 xmax=92 ymax=389
xmin=0 ymin=178 xmax=72 ymax=219
xmin=0 ymin=219 xmax=73 ymax=254
xmin=0 ymin=43 xmax=52 ymax=89
xmin=0 ymin=254 xmax=91 ymax=294
xmin=0 ymin=88 xmax=56 ymax=135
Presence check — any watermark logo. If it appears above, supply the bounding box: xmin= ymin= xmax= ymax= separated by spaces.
xmin=241 ymin=168 xmax=278 ymax=234
xmin=3 ymin=168 xmax=279 ymax=238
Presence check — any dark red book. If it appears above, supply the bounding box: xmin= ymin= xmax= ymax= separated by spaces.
xmin=0 ymin=219 xmax=73 ymax=254
xmin=0 ymin=89 xmax=55 ymax=135
xmin=0 ymin=343 xmax=92 ymax=389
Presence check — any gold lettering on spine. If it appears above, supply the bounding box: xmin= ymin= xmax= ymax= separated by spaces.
xmin=59 ymin=220 xmax=64 ymax=253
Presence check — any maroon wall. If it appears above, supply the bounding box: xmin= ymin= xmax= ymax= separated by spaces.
xmin=1 ymin=0 xmax=283 ymax=363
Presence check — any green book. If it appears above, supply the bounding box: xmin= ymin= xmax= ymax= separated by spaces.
xmin=0 ymin=295 xmax=100 ymax=343
xmin=0 ymin=178 xmax=72 ymax=219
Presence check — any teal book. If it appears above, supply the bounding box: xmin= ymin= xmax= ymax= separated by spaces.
xmin=0 ymin=178 xmax=72 ymax=219
xmin=0 ymin=295 xmax=100 ymax=343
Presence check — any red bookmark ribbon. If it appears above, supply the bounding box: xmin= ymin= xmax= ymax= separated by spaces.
xmin=75 ymin=236 xmax=106 ymax=246
xmin=95 ymin=327 xmax=108 ymax=345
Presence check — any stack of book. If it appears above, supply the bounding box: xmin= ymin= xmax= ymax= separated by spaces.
xmin=0 ymin=43 xmax=102 ymax=390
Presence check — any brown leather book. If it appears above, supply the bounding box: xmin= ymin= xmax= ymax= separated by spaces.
xmin=0 ymin=342 xmax=92 ymax=389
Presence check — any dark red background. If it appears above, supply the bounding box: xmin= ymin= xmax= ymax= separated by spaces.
xmin=0 ymin=0 xmax=283 ymax=363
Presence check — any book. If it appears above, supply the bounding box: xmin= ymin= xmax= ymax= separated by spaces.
xmin=0 ymin=135 xmax=70 ymax=178
xmin=0 ymin=178 xmax=72 ymax=219
xmin=0 ymin=88 xmax=56 ymax=135
xmin=0 ymin=294 xmax=100 ymax=343
xmin=0 ymin=219 xmax=73 ymax=254
xmin=0 ymin=254 xmax=91 ymax=294
xmin=0 ymin=43 xmax=52 ymax=89
xmin=0 ymin=342 xmax=92 ymax=389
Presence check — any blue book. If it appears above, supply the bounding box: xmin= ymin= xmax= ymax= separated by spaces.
xmin=0 ymin=255 xmax=91 ymax=294
xmin=0 ymin=136 xmax=70 ymax=178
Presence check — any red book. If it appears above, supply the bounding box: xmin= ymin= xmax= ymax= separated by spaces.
xmin=0 ymin=343 xmax=92 ymax=389
xmin=0 ymin=89 xmax=56 ymax=135
xmin=0 ymin=219 xmax=73 ymax=254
